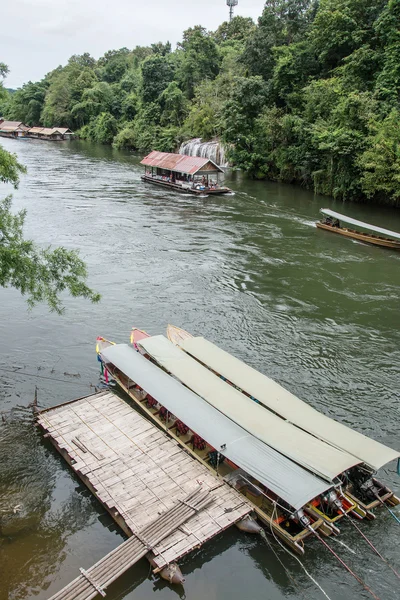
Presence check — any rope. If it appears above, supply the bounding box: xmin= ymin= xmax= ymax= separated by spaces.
xmin=258 ymin=529 xmax=307 ymax=598
xmin=269 ymin=504 xmax=333 ymax=600
xmin=342 ymin=512 xmax=400 ymax=580
xmin=373 ymin=492 xmax=400 ymax=526
xmin=384 ymin=504 xmax=400 ymax=525
xmin=310 ymin=528 xmax=382 ymax=600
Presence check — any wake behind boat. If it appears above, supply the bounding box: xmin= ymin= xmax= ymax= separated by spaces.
xmin=316 ymin=208 xmax=400 ymax=249
xmin=140 ymin=151 xmax=231 ymax=195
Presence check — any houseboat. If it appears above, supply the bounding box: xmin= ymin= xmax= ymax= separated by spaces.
xmin=140 ymin=151 xmax=231 ymax=195
xmin=30 ymin=127 xmax=74 ymax=141
xmin=317 ymin=208 xmax=400 ymax=250
xmin=0 ymin=120 xmax=30 ymax=139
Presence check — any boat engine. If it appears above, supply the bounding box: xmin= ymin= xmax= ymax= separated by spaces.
xmin=291 ymin=509 xmax=311 ymax=529
xmin=347 ymin=468 xmax=381 ymax=503
xmin=323 ymin=490 xmax=344 ymax=514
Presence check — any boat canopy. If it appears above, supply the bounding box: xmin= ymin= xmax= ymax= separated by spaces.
xmin=100 ymin=343 xmax=331 ymax=510
xmin=320 ymin=209 xmax=400 ymax=241
xmin=138 ymin=336 xmax=362 ymax=482
xmin=178 ymin=336 xmax=400 ymax=472
xmin=141 ymin=151 xmax=223 ymax=175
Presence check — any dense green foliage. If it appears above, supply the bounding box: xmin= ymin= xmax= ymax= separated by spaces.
xmin=0 ymin=67 xmax=100 ymax=312
xmin=2 ymin=1 xmax=400 ymax=205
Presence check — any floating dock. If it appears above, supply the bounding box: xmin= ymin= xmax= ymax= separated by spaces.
xmin=37 ymin=391 xmax=252 ymax=594
xmin=47 ymin=487 xmax=212 ymax=600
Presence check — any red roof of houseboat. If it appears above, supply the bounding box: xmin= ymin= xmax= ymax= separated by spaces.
xmin=141 ymin=151 xmax=223 ymax=174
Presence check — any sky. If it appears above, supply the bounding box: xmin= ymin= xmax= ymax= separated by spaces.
xmin=1 ymin=0 xmax=264 ymax=89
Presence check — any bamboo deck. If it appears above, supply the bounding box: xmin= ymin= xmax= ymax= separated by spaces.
xmin=37 ymin=391 xmax=252 ymax=574
xmin=47 ymin=487 xmax=213 ymax=600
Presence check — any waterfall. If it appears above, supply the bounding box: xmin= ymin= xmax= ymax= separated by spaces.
xmin=179 ymin=138 xmax=229 ymax=167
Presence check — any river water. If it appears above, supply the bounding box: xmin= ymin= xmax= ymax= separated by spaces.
xmin=0 ymin=138 xmax=399 ymax=600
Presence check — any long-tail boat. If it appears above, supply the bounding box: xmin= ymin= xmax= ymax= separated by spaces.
xmin=96 ymin=334 xmax=357 ymax=554
xmin=134 ymin=331 xmax=375 ymax=523
xmin=316 ymin=208 xmax=400 ymax=249
xmin=140 ymin=151 xmax=231 ymax=195
xmin=166 ymin=325 xmax=400 ymax=517
xmin=137 ymin=334 xmax=380 ymax=530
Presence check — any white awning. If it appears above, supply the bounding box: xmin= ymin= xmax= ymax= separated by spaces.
xmin=139 ymin=336 xmax=361 ymax=482
xmin=179 ymin=336 xmax=400 ymax=472
xmin=320 ymin=209 xmax=400 ymax=241
xmin=100 ymin=343 xmax=331 ymax=510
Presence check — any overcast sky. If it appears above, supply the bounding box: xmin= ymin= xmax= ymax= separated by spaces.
xmin=1 ymin=0 xmax=263 ymax=88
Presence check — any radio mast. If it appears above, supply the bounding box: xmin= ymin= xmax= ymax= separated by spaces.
xmin=226 ymin=0 xmax=238 ymax=21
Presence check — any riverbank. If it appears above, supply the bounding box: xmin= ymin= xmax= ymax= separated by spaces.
xmin=3 ymin=2 xmax=400 ymax=208
xmin=1 ymin=137 xmax=399 ymax=600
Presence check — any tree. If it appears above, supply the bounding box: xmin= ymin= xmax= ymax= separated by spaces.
xmin=177 ymin=26 xmax=221 ymax=99
xmin=97 ymin=48 xmax=131 ymax=83
xmin=4 ymin=80 xmax=48 ymax=125
xmin=242 ymin=0 xmax=315 ymax=80
xmin=41 ymin=69 xmax=73 ymax=127
xmin=160 ymin=82 xmax=187 ymax=127
xmin=0 ymin=62 xmax=9 ymax=78
xmin=0 ymin=144 xmax=100 ymax=313
xmin=358 ymin=110 xmax=400 ymax=204
xmin=213 ymin=16 xmax=255 ymax=44
xmin=310 ymin=0 xmax=386 ymax=72
xmin=151 ymin=41 xmax=172 ymax=56
xmin=141 ymin=54 xmax=175 ymax=104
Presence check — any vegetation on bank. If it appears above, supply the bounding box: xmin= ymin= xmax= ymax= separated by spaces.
xmin=0 ymin=65 xmax=100 ymax=313
xmin=1 ymin=0 xmax=400 ymax=205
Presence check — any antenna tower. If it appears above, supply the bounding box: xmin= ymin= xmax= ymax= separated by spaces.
xmin=226 ymin=0 xmax=238 ymax=21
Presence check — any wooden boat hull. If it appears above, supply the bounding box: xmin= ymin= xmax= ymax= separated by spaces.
xmin=130 ymin=327 xmax=150 ymax=350
xmin=346 ymin=485 xmax=400 ymax=512
xmin=96 ymin=336 xmax=115 ymax=354
xmin=316 ymin=222 xmax=400 ymax=249
xmin=167 ymin=324 xmax=193 ymax=345
xmin=306 ymin=494 xmax=362 ymax=526
xmin=141 ymin=175 xmax=231 ymax=195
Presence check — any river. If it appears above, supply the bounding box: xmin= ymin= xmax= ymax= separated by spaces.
xmin=0 ymin=137 xmax=399 ymax=600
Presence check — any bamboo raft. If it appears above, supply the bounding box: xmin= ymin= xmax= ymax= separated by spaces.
xmin=37 ymin=391 xmax=252 ymax=593
xmin=47 ymin=487 xmax=212 ymax=600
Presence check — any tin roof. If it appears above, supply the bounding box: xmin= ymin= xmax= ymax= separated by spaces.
xmin=141 ymin=151 xmax=223 ymax=174
xmin=101 ymin=343 xmax=331 ymax=510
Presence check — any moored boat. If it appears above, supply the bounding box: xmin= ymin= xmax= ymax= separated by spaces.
xmin=316 ymin=208 xmax=400 ymax=249
xmin=97 ymin=336 xmax=350 ymax=554
xmin=140 ymin=151 xmax=231 ymax=195
xmin=135 ymin=330 xmax=376 ymax=525
xmin=166 ymin=325 xmax=400 ymax=517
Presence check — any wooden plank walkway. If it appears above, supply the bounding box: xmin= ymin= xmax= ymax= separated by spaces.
xmin=37 ymin=391 xmax=251 ymax=574
xmin=48 ymin=487 xmax=212 ymax=600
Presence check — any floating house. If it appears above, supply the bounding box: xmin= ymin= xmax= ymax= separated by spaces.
xmin=0 ymin=120 xmax=30 ymax=138
xmin=0 ymin=121 xmax=74 ymax=141
xmin=27 ymin=126 xmax=45 ymax=139
xmin=33 ymin=127 xmax=74 ymax=141
xmin=141 ymin=151 xmax=231 ymax=195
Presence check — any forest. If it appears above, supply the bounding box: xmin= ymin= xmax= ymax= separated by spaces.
xmin=1 ymin=0 xmax=400 ymax=206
